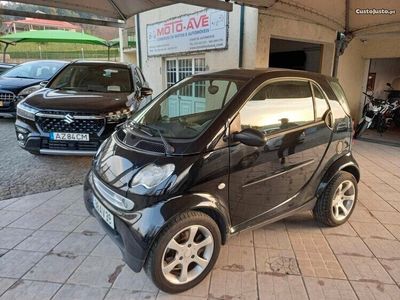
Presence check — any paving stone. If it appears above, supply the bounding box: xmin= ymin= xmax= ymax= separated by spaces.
xmin=157 ymin=294 xmax=206 ymax=300
xmin=228 ymin=230 xmax=254 ymax=247
xmin=255 ymin=247 xmax=300 ymax=275
xmin=348 ymin=206 xmax=379 ymax=223
xmin=73 ymin=216 xmax=104 ymax=235
xmin=0 ymin=228 xmax=33 ymax=249
xmin=359 ymin=195 xmax=396 ymax=212
xmin=23 ymin=253 xmax=85 ymax=283
xmin=363 ymin=238 xmax=400 ymax=260
xmin=258 ymin=274 xmax=308 ymax=300
xmin=68 ymin=256 xmax=125 ymax=288
xmin=380 ymin=258 xmax=400 ymax=285
xmin=0 ymin=250 xmax=44 ymax=278
xmin=387 ymin=200 xmax=400 ymax=213
xmin=15 ymin=230 xmax=68 ymax=252
xmin=304 ymin=277 xmax=357 ymax=300
xmin=4 ymin=190 xmax=60 ymax=212
xmin=0 ymin=210 xmax=25 ymax=227
xmin=52 ymin=284 xmax=108 ymax=300
xmin=8 ymin=211 xmax=58 ymax=230
xmin=52 ymin=232 xmax=103 ymax=256
xmin=289 ymin=232 xmax=345 ymax=279
xmin=40 ymin=214 xmax=86 ymax=232
xmin=326 ymin=236 xmax=373 ymax=257
xmin=112 ymin=268 xmax=158 ymax=293
xmin=385 ymin=224 xmax=400 ymax=240
xmin=214 ymin=244 xmax=255 ymax=272
xmin=0 ymin=278 xmax=17 ymax=296
xmin=370 ymin=211 xmax=400 ymax=225
xmin=91 ymin=236 xmax=122 ymax=258
xmin=63 ymin=200 xmax=90 ymax=217
xmin=0 ymin=198 xmax=18 ymax=210
xmin=105 ymin=289 xmax=158 ymax=300
xmin=253 ymin=222 xmax=292 ymax=249
xmin=209 ymin=269 xmax=257 ymax=299
xmin=0 ymin=279 xmax=60 ymax=300
xmin=336 ymin=255 xmax=394 ymax=284
xmin=320 ymin=222 xmax=357 ymax=237
xmin=351 ymin=281 xmax=400 ymax=300
xmin=350 ymin=221 xmax=395 ymax=240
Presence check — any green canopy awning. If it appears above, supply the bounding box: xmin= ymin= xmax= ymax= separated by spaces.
xmin=0 ymin=29 xmax=110 ymax=46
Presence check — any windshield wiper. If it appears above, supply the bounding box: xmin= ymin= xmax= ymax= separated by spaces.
xmin=130 ymin=121 xmax=174 ymax=154
xmin=155 ymin=128 xmax=175 ymax=154
xmin=11 ymin=75 xmax=34 ymax=79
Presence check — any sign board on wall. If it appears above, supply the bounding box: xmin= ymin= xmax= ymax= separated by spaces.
xmin=146 ymin=9 xmax=228 ymax=57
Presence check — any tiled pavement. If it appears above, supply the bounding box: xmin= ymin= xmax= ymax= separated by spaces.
xmin=1 ymin=140 xmax=400 ymax=299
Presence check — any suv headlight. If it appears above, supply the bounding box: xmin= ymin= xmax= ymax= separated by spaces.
xmin=130 ymin=163 xmax=175 ymax=194
xmin=17 ymin=85 xmax=41 ymax=100
xmin=16 ymin=101 xmax=38 ymax=121
xmin=106 ymin=108 xmax=132 ymax=123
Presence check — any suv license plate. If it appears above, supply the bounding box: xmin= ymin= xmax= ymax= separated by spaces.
xmin=93 ymin=197 xmax=114 ymax=229
xmin=50 ymin=132 xmax=89 ymax=141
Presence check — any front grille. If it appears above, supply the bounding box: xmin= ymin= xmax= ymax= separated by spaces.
xmin=41 ymin=139 xmax=101 ymax=151
xmin=36 ymin=114 xmax=105 ymax=134
xmin=0 ymin=91 xmax=16 ymax=101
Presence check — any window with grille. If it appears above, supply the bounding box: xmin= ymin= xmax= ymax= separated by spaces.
xmin=166 ymin=57 xmax=206 ymax=93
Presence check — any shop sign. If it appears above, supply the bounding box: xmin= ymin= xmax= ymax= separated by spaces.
xmin=147 ymin=8 xmax=228 ymax=56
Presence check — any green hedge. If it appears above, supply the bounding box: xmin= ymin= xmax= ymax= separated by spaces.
xmin=8 ymin=49 xmax=119 ymax=60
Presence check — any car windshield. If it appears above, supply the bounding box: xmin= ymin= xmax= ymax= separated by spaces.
xmin=131 ymin=77 xmax=245 ymax=139
xmin=49 ymin=64 xmax=132 ymax=93
xmin=2 ymin=61 xmax=65 ymax=80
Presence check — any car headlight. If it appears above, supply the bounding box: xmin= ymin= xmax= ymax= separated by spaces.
xmin=16 ymin=101 xmax=38 ymax=121
xmin=17 ymin=85 xmax=41 ymax=99
xmin=106 ymin=108 xmax=132 ymax=123
xmin=131 ymin=163 xmax=175 ymax=194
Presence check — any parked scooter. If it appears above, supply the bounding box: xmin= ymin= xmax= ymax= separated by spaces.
xmin=384 ymin=82 xmax=400 ymax=128
xmin=354 ymin=92 xmax=389 ymax=139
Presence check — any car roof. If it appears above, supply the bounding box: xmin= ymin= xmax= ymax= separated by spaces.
xmin=19 ymin=60 xmax=68 ymax=65
xmin=193 ymin=68 xmax=337 ymax=83
xmin=71 ymin=60 xmax=133 ymax=68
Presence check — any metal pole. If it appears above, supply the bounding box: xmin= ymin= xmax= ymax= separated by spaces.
xmin=3 ymin=43 xmax=9 ymax=63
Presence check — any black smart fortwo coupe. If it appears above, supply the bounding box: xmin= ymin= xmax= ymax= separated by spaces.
xmin=84 ymin=69 xmax=360 ymax=293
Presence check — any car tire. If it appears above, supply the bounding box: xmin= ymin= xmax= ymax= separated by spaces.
xmin=313 ymin=171 xmax=358 ymax=227
xmin=144 ymin=211 xmax=221 ymax=294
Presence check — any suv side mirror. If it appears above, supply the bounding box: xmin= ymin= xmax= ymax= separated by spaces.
xmin=140 ymin=87 xmax=153 ymax=97
xmin=231 ymin=128 xmax=265 ymax=147
xmin=39 ymin=81 xmax=48 ymax=88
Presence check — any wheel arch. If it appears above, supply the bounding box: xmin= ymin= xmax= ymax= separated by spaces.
xmin=317 ymin=153 xmax=360 ymax=198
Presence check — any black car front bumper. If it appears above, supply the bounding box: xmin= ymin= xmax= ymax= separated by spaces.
xmin=15 ymin=115 xmax=116 ymax=155
xmin=83 ymin=172 xmax=155 ymax=272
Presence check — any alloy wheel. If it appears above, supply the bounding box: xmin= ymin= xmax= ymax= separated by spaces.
xmin=331 ymin=180 xmax=356 ymax=221
xmin=161 ymin=225 xmax=214 ymax=285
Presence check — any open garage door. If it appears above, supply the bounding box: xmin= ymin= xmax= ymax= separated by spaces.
xmin=269 ymin=38 xmax=322 ymax=73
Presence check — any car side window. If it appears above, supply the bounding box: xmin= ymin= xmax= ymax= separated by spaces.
xmin=312 ymin=83 xmax=330 ymax=121
xmin=134 ymin=68 xmax=144 ymax=90
xmin=238 ymin=80 xmax=315 ymax=135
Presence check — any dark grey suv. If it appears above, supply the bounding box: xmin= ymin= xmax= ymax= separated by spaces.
xmin=84 ymin=69 xmax=359 ymax=293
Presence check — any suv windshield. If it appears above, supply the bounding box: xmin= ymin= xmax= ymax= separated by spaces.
xmin=3 ymin=61 xmax=65 ymax=79
xmin=49 ymin=64 xmax=132 ymax=93
xmin=131 ymin=77 xmax=244 ymax=139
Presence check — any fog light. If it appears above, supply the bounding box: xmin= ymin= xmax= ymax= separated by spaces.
xmin=17 ymin=133 xmax=25 ymax=140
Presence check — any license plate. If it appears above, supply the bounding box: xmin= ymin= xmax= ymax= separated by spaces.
xmin=50 ymin=132 xmax=89 ymax=141
xmin=93 ymin=197 xmax=114 ymax=229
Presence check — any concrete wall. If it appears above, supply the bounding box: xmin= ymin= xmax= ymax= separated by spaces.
xmin=138 ymin=3 xmax=245 ymax=96
xmin=251 ymin=12 xmax=337 ymax=76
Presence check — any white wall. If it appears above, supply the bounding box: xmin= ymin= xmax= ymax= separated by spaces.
xmin=138 ymin=3 xmax=246 ymax=96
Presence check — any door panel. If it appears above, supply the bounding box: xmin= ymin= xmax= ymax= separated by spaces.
xmin=228 ymin=80 xmax=332 ymax=226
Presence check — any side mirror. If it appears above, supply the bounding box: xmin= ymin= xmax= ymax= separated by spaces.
xmin=140 ymin=87 xmax=153 ymax=97
xmin=39 ymin=81 xmax=48 ymax=88
xmin=231 ymin=128 xmax=265 ymax=147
